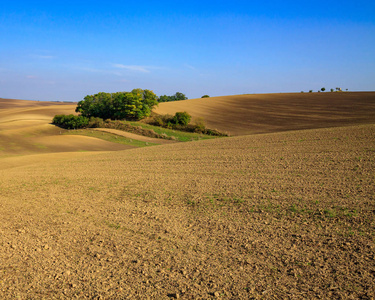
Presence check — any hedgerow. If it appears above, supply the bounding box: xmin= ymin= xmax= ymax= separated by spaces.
xmin=52 ymin=114 xmax=89 ymax=129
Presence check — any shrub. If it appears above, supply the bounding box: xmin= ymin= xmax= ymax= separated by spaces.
xmin=52 ymin=114 xmax=89 ymax=129
xmin=52 ymin=114 xmax=65 ymax=125
xmin=152 ymin=114 xmax=174 ymax=127
xmin=201 ymin=95 xmax=210 ymax=98
xmin=171 ymin=112 xmax=191 ymax=126
xmin=88 ymin=117 xmax=105 ymax=128
xmin=194 ymin=117 xmax=206 ymax=133
xmin=146 ymin=113 xmax=227 ymax=136
xmin=204 ymin=128 xmax=226 ymax=136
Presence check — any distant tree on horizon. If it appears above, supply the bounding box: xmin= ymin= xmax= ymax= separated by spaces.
xmin=175 ymin=92 xmax=188 ymax=100
xmin=321 ymin=87 xmax=326 ymax=92
xmin=201 ymin=95 xmax=210 ymax=98
xmin=158 ymin=92 xmax=188 ymax=102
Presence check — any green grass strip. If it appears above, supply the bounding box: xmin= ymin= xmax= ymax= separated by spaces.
xmin=63 ymin=129 xmax=158 ymax=147
xmin=128 ymin=121 xmax=219 ymax=142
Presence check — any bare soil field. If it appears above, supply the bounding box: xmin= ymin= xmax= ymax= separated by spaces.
xmin=0 ymin=94 xmax=374 ymax=299
xmin=154 ymin=92 xmax=375 ymax=136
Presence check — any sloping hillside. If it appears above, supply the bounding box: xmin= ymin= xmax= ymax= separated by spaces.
xmin=0 ymin=98 xmax=133 ymax=156
xmin=0 ymin=95 xmax=374 ymax=299
xmin=154 ymin=92 xmax=375 ymax=135
xmin=0 ymin=124 xmax=374 ymax=299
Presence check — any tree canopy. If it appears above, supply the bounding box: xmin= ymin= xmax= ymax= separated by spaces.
xmin=75 ymin=89 xmax=158 ymax=120
xmin=158 ymin=92 xmax=188 ymax=103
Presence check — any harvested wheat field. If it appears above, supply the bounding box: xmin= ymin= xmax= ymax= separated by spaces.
xmin=0 ymin=94 xmax=375 ymax=299
xmin=0 ymin=98 xmax=133 ymax=159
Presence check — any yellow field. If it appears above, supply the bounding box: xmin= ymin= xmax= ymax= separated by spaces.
xmin=0 ymin=98 xmax=132 ymax=159
xmin=0 ymin=94 xmax=374 ymax=299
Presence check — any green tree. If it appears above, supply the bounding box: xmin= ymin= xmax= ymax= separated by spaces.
xmin=158 ymin=92 xmax=188 ymax=102
xmin=75 ymin=89 xmax=158 ymax=120
xmin=321 ymin=87 xmax=325 ymax=92
xmin=201 ymin=95 xmax=210 ymax=98
xmin=158 ymin=95 xmax=169 ymax=102
xmin=171 ymin=112 xmax=191 ymax=125
xmin=174 ymin=92 xmax=187 ymax=101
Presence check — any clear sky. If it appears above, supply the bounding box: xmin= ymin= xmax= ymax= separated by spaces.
xmin=1 ymin=0 xmax=374 ymax=101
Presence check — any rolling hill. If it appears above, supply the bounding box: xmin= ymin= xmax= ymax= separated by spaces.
xmin=0 ymin=98 xmax=133 ymax=158
xmin=154 ymin=92 xmax=375 ymax=135
xmin=0 ymin=93 xmax=374 ymax=299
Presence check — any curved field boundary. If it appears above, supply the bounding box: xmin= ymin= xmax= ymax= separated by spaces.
xmin=92 ymin=128 xmax=177 ymax=144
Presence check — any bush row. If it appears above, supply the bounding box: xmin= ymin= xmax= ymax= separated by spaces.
xmin=53 ymin=111 xmax=227 ymax=137
xmin=52 ymin=115 xmax=174 ymax=140
xmin=149 ymin=112 xmax=227 ymax=136
xmin=52 ymin=114 xmax=89 ymax=129
xmin=100 ymin=119 xmax=173 ymax=140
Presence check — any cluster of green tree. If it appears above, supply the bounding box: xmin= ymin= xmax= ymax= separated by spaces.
xmin=52 ymin=88 xmax=226 ymax=136
xmin=158 ymin=92 xmax=188 ymax=103
xmin=52 ymin=114 xmax=89 ymax=129
xmin=75 ymin=89 xmax=158 ymax=120
xmin=152 ymin=112 xmax=191 ymax=127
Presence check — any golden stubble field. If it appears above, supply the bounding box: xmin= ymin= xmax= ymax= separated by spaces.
xmin=0 ymin=98 xmax=131 ymax=160
xmin=0 ymin=94 xmax=374 ymax=299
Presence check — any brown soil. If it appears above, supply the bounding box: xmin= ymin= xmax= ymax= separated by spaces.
xmin=0 ymin=95 xmax=374 ymax=299
xmin=154 ymin=92 xmax=375 ymax=136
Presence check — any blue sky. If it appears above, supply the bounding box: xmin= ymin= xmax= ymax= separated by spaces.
xmin=0 ymin=0 xmax=374 ymax=101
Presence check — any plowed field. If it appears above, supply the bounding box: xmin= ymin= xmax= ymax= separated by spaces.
xmin=0 ymin=94 xmax=374 ymax=299
xmin=154 ymin=92 xmax=375 ymax=135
